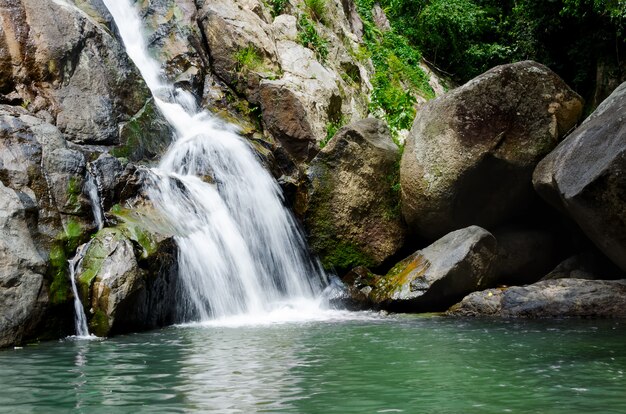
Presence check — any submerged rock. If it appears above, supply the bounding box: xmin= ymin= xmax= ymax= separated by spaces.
xmin=449 ymin=279 xmax=626 ymax=318
xmin=401 ymin=61 xmax=584 ymax=239
xmin=343 ymin=226 xmax=497 ymax=312
xmin=300 ymin=118 xmax=406 ymax=272
xmin=533 ymin=81 xmax=626 ymax=272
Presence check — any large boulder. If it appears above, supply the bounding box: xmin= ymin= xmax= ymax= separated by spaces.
xmin=0 ymin=181 xmax=48 ymax=348
xmin=343 ymin=226 xmax=497 ymax=311
xmin=299 ymin=118 xmax=406 ymax=272
xmin=0 ymin=0 xmax=150 ymax=144
xmin=533 ymin=81 xmax=626 ymax=271
xmin=449 ymin=279 xmax=626 ymax=318
xmin=77 ymin=225 xmax=178 ymax=337
xmin=136 ymin=0 xmax=207 ymax=91
xmin=401 ymin=61 xmax=584 ymax=239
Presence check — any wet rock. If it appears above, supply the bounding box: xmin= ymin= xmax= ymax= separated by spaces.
xmin=533 ymin=81 xmax=626 ymax=271
xmin=449 ymin=279 xmax=626 ymax=318
xmin=136 ymin=0 xmax=207 ymax=91
xmin=300 ymin=118 xmax=406 ymax=272
xmin=77 ymin=226 xmax=178 ymax=337
xmin=401 ymin=61 xmax=584 ymax=239
xmin=343 ymin=226 xmax=498 ymax=312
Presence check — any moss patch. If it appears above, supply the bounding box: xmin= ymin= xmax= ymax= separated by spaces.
xmin=89 ymin=308 xmax=110 ymax=338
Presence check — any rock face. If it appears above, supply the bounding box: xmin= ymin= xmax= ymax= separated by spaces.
xmin=343 ymin=226 xmax=497 ymax=311
xmin=77 ymin=226 xmax=178 ymax=337
xmin=0 ymin=0 xmax=150 ymax=144
xmin=0 ymin=181 xmax=48 ymax=348
xmin=533 ymin=81 xmax=626 ymax=271
xmin=449 ymin=279 xmax=626 ymax=318
xmin=299 ymin=118 xmax=406 ymax=272
xmin=401 ymin=61 xmax=584 ymax=239
xmin=0 ymin=105 xmax=93 ymax=346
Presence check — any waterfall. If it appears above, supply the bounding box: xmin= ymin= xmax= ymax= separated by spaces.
xmin=85 ymin=165 xmax=104 ymax=231
xmin=102 ymin=0 xmax=327 ymax=321
xmin=68 ymin=243 xmax=92 ymax=337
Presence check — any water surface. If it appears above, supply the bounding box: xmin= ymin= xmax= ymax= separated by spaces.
xmin=1 ymin=316 xmax=625 ymax=413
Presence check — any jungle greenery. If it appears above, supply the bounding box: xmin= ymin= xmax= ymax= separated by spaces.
xmin=367 ymin=0 xmax=625 ymax=104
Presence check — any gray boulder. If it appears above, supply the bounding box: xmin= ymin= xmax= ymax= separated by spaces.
xmin=0 ymin=181 xmax=48 ymax=348
xmin=533 ymin=81 xmax=626 ymax=271
xmin=343 ymin=226 xmax=497 ymax=312
xmin=0 ymin=0 xmax=150 ymax=144
xmin=77 ymin=226 xmax=178 ymax=337
xmin=299 ymin=118 xmax=406 ymax=272
xmin=449 ymin=279 xmax=626 ymax=318
xmin=401 ymin=61 xmax=584 ymax=239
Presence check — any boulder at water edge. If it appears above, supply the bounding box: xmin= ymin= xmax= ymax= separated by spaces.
xmin=400 ymin=61 xmax=584 ymax=239
xmin=342 ymin=226 xmax=497 ymax=312
xmin=533 ymin=81 xmax=626 ymax=272
xmin=449 ymin=279 xmax=626 ymax=318
xmin=77 ymin=226 xmax=178 ymax=337
xmin=299 ymin=118 xmax=406 ymax=272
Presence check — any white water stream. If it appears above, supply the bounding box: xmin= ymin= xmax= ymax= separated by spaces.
xmin=68 ymin=243 xmax=93 ymax=338
xmin=102 ymin=0 xmax=330 ymax=322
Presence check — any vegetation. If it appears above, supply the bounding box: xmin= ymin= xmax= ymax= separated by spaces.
xmin=304 ymin=0 xmax=327 ymax=22
xmin=297 ymin=14 xmax=329 ymax=62
xmin=234 ymin=46 xmax=264 ymax=74
xmin=266 ymin=0 xmax=288 ymax=17
xmin=322 ymin=115 xmax=347 ymax=148
xmin=371 ymin=0 xmax=625 ymax=104
xmin=354 ymin=0 xmax=435 ymax=142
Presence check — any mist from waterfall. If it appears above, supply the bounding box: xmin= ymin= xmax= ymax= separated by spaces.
xmin=102 ymin=0 xmax=328 ymax=322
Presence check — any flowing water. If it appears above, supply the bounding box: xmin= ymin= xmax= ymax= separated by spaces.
xmin=2 ymin=317 xmax=625 ymax=413
xmin=100 ymin=0 xmax=326 ymax=321
xmin=68 ymin=243 xmax=93 ymax=338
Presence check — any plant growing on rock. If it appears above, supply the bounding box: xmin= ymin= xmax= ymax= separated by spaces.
xmin=304 ymin=0 xmax=327 ymax=22
xmin=297 ymin=14 xmax=329 ymax=62
xmin=234 ymin=46 xmax=264 ymax=74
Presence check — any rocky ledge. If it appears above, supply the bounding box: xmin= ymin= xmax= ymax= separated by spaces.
xmin=449 ymin=279 xmax=626 ymax=318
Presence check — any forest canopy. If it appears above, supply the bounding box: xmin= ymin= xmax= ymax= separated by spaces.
xmin=369 ymin=0 xmax=625 ymax=105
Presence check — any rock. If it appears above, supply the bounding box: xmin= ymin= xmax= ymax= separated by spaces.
xmin=136 ymin=0 xmax=207 ymax=91
xmin=533 ymin=81 xmax=626 ymax=271
xmin=0 ymin=0 xmax=151 ymax=144
xmin=541 ymin=250 xmax=625 ymax=281
xmin=492 ymin=228 xmax=560 ymax=286
xmin=198 ymin=0 xmax=280 ymax=102
xmin=116 ymin=98 xmax=173 ymax=161
xmin=0 ymin=181 xmax=48 ymax=348
xmin=401 ymin=61 xmax=584 ymax=239
xmin=77 ymin=225 xmax=178 ymax=337
xmin=371 ymin=3 xmax=391 ymax=31
xmin=340 ymin=0 xmax=364 ymax=40
xmin=343 ymin=226 xmax=498 ymax=312
xmin=300 ymin=118 xmax=406 ymax=272
xmin=449 ymin=279 xmax=626 ymax=317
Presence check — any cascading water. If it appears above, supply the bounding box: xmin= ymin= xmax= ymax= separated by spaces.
xmin=68 ymin=243 xmax=92 ymax=337
xmin=85 ymin=165 xmax=104 ymax=231
xmin=102 ymin=0 xmax=328 ymax=321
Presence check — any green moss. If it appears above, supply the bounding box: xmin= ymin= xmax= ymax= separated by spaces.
xmin=48 ymin=243 xmax=69 ymax=305
xmin=322 ymin=240 xmax=376 ymax=270
xmin=66 ymin=176 xmax=81 ymax=210
xmin=89 ymin=308 xmax=110 ymax=337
